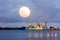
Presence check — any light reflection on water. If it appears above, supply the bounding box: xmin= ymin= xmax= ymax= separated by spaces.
xmin=28 ymin=30 xmax=58 ymax=40
xmin=0 ymin=30 xmax=60 ymax=40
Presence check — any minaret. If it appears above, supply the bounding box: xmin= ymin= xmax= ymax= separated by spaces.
xmin=45 ymin=21 xmax=48 ymax=29
xmin=29 ymin=20 xmax=32 ymax=28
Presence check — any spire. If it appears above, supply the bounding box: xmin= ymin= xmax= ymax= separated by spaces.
xmin=29 ymin=20 xmax=32 ymax=26
xmin=28 ymin=19 xmax=32 ymax=28
xmin=45 ymin=21 xmax=48 ymax=29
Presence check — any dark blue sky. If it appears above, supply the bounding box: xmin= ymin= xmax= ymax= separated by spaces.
xmin=0 ymin=0 xmax=60 ymax=23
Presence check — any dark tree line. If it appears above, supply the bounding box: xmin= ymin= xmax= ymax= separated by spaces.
xmin=0 ymin=27 xmax=26 ymax=30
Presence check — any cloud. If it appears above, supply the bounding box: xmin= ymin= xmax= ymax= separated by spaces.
xmin=0 ymin=0 xmax=60 ymax=23
xmin=30 ymin=0 xmax=60 ymax=22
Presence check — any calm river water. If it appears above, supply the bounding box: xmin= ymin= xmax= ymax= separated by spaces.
xmin=0 ymin=30 xmax=60 ymax=40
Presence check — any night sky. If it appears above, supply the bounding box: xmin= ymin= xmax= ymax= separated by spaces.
xmin=0 ymin=0 xmax=60 ymax=27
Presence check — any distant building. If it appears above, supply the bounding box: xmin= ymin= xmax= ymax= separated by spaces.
xmin=28 ymin=21 xmax=44 ymax=30
xmin=28 ymin=20 xmax=49 ymax=30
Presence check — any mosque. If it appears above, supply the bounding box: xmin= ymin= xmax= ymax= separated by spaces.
xmin=28 ymin=20 xmax=48 ymax=30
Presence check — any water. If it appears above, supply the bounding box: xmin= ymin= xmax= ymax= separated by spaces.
xmin=0 ymin=30 xmax=60 ymax=40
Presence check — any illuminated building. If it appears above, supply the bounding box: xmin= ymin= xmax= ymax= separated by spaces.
xmin=28 ymin=20 xmax=44 ymax=30
xmin=34 ymin=22 xmax=41 ymax=28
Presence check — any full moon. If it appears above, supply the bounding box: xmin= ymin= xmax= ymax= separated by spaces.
xmin=19 ymin=6 xmax=30 ymax=18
